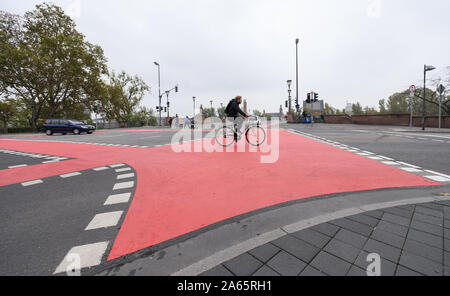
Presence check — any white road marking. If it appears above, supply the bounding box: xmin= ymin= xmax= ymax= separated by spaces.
xmin=85 ymin=211 xmax=123 ymax=230
xmin=8 ymin=164 xmax=28 ymax=169
xmin=53 ymin=242 xmax=109 ymax=274
xmin=368 ymin=156 xmax=384 ymax=160
xmin=104 ymin=193 xmax=132 ymax=205
xmin=425 ymin=175 xmax=450 ymax=182
xmin=424 ymin=170 xmax=450 ymax=179
xmin=60 ymin=172 xmax=82 ymax=178
xmin=115 ymin=168 xmax=131 ymax=173
xmin=110 ymin=164 xmax=125 ymax=168
xmin=113 ymin=181 xmax=134 ymax=190
xmin=400 ymin=167 xmax=423 ymax=173
xmin=382 ymin=161 xmax=400 ymax=166
xmin=22 ymin=180 xmax=43 ymax=187
xmin=117 ymin=173 xmax=135 ymax=180
xmin=397 ymin=162 xmax=421 ymax=169
xmin=93 ymin=167 xmax=109 ymax=171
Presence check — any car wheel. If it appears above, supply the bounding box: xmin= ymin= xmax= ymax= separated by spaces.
xmin=45 ymin=129 xmax=53 ymax=136
xmin=73 ymin=128 xmax=80 ymax=135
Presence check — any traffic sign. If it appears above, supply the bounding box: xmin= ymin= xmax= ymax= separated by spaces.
xmin=409 ymin=85 xmax=416 ymax=97
xmin=437 ymin=84 xmax=445 ymax=95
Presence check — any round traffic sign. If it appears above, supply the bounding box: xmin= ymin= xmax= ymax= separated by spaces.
xmin=409 ymin=85 xmax=416 ymax=93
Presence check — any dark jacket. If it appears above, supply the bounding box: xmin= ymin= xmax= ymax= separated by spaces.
xmin=225 ymin=99 xmax=246 ymax=118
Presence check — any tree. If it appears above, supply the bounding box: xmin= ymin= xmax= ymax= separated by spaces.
xmin=101 ymin=71 xmax=150 ymax=124
xmin=0 ymin=4 xmax=108 ymax=131
xmin=378 ymin=99 xmax=387 ymax=114
xmin=217 ymin=106 xmax=226 ymax=119
xmin=364 ymin=106 xmax=378 ymax=115
xmin=324 ymin=103 xmax=333 ymax=115
xmin=202 ymin=108 xmax=217 ymax=118
xmin=352 ymin=102 xmax=363 ymax=115
xmin=253 ymin=109 xmax=262 ymax=117
xmin=0 ymin=99 xmax=16 ymax=133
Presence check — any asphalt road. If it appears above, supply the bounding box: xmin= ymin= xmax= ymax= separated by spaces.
xmin=0 ymin=124 xmax=448 ymax=276
xmin=285 ymin=124 xmax=450 ymax=175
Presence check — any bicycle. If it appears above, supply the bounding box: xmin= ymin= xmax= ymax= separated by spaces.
xmin=215 ymin=119 xmax=267 ymax=147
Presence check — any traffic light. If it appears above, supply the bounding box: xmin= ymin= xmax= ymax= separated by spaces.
xmin=156 ymin=106 xmax=160 ymax=111
xmin=93 ymin=105 xmax=98 ymax=114
xmin=175 ymin=85 xmax=179 ymax=93
xmin=164 ymin=107 xmax=167 ymax=112
xmin=306 ymin=93 xmax=311 ymax=103
xmin=313 ymin=92 xmax=319 ymax=102
xmin=285 ymin=101 xmax=288 ymax=108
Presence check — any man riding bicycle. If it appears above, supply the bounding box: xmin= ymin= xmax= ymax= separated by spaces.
xmin=224 ymin=96 xmax=250 ymax=141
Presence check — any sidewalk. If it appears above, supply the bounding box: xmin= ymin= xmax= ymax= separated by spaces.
xmin=200 ymin=200 xmax=450 ymax=276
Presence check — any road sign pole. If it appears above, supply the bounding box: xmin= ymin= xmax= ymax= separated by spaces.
xmin=409 ymin=85 xmax=416 ymax=128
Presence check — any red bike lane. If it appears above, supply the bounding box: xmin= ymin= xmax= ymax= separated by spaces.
xmin=0 ymin=129 xmax=441 ymax=261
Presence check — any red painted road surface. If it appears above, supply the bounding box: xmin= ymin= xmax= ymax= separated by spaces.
xmin=0 ymin=129 xmax=441 ymax=261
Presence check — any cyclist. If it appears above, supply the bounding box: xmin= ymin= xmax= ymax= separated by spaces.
xmin=224 ymin=96 xmax=250 ymax=141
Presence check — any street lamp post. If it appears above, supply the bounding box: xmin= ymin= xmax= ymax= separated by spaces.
xmin=295 ymin=38 xmax=300 ymax=114
xmin=287 ymin=80 xmax=292 ymax=114
xmin=210 ymin=100 xmax=213 ymax=109
xmin=154 ymin=62 xmax=162 ymax=126
xmin=422 ymin=65 xmax=436 ymax=131
xmin=193 ymin=96 xmax=196 ymax=118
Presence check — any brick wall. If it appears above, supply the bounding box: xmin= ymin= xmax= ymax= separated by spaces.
xmin=323 ymin=115 xmax=353 ymax=124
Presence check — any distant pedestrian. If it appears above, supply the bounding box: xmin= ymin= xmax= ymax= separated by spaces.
xmin=175 ymin=114 xmax=179 ymax=128
xmin=184 ymin=116 xmax=190 ymax=129
xmin=169 ymin=117 xmax=173 ymax=128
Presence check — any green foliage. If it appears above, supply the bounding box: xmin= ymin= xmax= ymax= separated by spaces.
xmin=202 ymin=108 xmax=217 ymax=118
xmin=352 ymin=102 xmax=363 ymax=115
xmin=217 ymin=106 xmax=226 ymax=119
xmin=253 ymin=109 xmax=262 ymax=117
xmin=0 ymin=98 xmax=16 ymax=133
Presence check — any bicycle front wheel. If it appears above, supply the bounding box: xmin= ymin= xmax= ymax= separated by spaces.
xmin=215 ymin=126 xmax=235 ymax=147
xmin=246 ymin=126 xmax=266 ymax=146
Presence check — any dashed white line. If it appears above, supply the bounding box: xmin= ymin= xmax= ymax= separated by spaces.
xmin=425 ymin=175 xmax=450 ymax=182
xmin=22 ymin=180 xmax=43 ymax=187
xmin=60 ymin=172 xmax=82 ymax=178
xmin=104 ymin=193 xmax=132 ymax=205
xmin=117 ymin=173 xmax=135 ymax=180
xmin=115 ymin=168 xmax=131 ymax=173
xmin=85 ymin=211 xmax=123 ymax=230
xmin=54 ymin=242 xmax=109 ymax=275
xmin=113 ymin=181 xmax=134 ymax=190
xmin=8 ymin=164 xmax=28 ymax=169
xmin=400 ymin=167 xmax=423 ymax=173
xmin=110 ymin=164 xmax=126 ymax=168
xmin=93 ymin=167 xmax=109 ymax=171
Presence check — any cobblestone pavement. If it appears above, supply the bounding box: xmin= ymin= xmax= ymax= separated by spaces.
xmin=200 ymin=199 xmax=450 ymax=276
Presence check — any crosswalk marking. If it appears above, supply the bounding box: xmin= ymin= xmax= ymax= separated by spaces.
xmin=85 ymin=211 xmax=123 ymax=230
xmin=53 ymin=242 xmax=109 ymax=275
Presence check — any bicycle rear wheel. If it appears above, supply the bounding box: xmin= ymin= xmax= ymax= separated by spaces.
xmin=245 ymin=126 xmax=266 ymax=146
xmin=215 ymin=126 xmax=235 ymax=147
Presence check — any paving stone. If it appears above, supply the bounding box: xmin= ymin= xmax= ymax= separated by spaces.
xmin=266 ymin=251 xmax=307 ymax=276
xmin=310 ymin=251 xmax=352 ymax=276
xmin=444 ymin=219 xmax=450 ymax=229
xmin=223 ymin=253 xmax=263 ymax=276
xmin=445 ymin=228 xmax=450 ymax=239
xmin=252 ymin=265 xmax=280 ymax=276
xmin=324 ymin=239 xmax=361 ymax=263
xmin=383 ymin=207 xmax=414 ymax=219
xmin=200 ymin=265 xmax=234 ymax=276
xmin=291 ymin=228 xmax=332 ymax=249
xmin=354 ymin=250 xmax=397 ymax=276
xmin=395 ymin=265 xmax=423 ymax=276
xmin=346 ymin=265 xmax=367 ymax=276
xmin=381 ymin=213 xmax=411 ymax=227
xmin=249 ymin=243 xmax=280 ymax=263
xmin=403 ymin=239 xmax=443 ymax=264
xmin=371 ymin=229 xmax=405 ymax=249
xmin=445 ymin=252 xmax=450 ymax=267
xmin=413 ymin=212 xmax=443 ymax=226
xmin=410 ymin=219 xmax=442 ymax=236
xmin=309 ymin=223 xmax=340 ymax=237
xmin=329 ymin=218 xmax=374 ymax=237
xmin=334 ymin=228 xmax=368 ymax=249
xmin=399 ymin=251 xmax=442 ymax=276
xmin=375 ymin=220 xmax=408 ymax=237
xmin=420 ymin=203 xmax=444 ymax=211
xmin=397 ymin=204 xmax=416 ymax=212
xmin=445 ymin=239 xmax=450 ymax=252
xmin=346 ymin=214 xmax=379 ymax=227
xmin=415 ymin=206 xmax=444 ymax=219
xmin=407 ymin=229 xmax=443 ymax=249
xmin=363 ymin=239 xmax=401 ymax=263
xmin=362 ymin=210 xmax=384 ymax=220
xmin=445 ymin=266 xmax=450 ymax=276
xmin=298 ymin=266 xmax=326 ymax=276
xmin=271 ymin=235 xmax=320 ymax=263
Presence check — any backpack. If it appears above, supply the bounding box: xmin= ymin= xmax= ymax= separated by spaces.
xmin=224 ymin=100 xmax=233 ymax=115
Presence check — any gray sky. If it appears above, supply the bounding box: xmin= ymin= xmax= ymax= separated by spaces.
xmin=2 ymin=0 xmax=450 ymax=116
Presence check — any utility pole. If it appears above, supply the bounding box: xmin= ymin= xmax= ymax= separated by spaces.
xmin=154 ymin=62 xmax=162 ymax=126
xmin=193 ymin=97 xmax=196 ymax=118
xmin=295 ymin=38 xmax=300 ymax=114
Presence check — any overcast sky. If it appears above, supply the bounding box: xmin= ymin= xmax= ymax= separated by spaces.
xmin=2 ymin=0 xmax=450 ymax=115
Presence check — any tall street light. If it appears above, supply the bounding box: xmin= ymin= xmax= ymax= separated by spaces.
xmin=193 ymin=96 xmax=196 ymax=118
xmin=422 ymin=65 xmax=436 ymax=131
xmin=295 ymin=38 xmax=300 ymax=114
xmin=210 ymin=100 xmax=213 ymax=109
xmin=287 ymin=80 xmax=292 ymax=113
xmin=154 ymin=62 xmax=162 ymax=126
